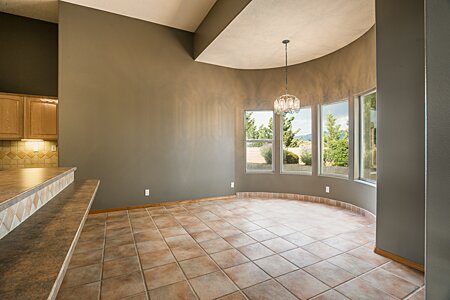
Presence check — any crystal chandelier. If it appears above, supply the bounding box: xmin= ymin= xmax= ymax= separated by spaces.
xmin=274 ymin=40 xmax=300 ymax=115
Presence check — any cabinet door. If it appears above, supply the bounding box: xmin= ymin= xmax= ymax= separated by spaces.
xmin=0 ymin=94 xmax=24 ymax=140
xmin=25 ymin=97 xmax=58 ymax=140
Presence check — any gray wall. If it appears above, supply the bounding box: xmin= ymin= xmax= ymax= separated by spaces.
xmin=235 ymin=28 xmax=377 ymax=213
xmin=59 ymin=3 xmax=241 ymax=210
xmin=375 ymin=0 xmax=425 ymax=265
xmin=425 ymin=0 xmax=450 ymax=298
xmin=0 ymin=12 xmax=58 ymax=96
xmin=59 ymin=3 xmax=377 ymax=212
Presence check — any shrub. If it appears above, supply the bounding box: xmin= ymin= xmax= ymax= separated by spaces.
xmin=283 ymin=150 xmax=299 ymax=164
xmin=300 ymin=152 xmax=312 ymax=165
xmin=260 ymin=145 xmax=272 ymax=164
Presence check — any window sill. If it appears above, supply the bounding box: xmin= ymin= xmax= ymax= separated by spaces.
xmin=354 ymin=179 xmax=376 ymax=188
xmin=318 ymin=174 xmax=349 ymax=180
xmin=280 ymin=171 xmax=312 ymax=176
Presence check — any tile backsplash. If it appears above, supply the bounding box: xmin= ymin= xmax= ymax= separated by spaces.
xmin=0 ymin=140 xmax=58 ymax=170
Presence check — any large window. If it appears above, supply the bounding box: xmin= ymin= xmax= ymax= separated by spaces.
xmin=359 ymin=91 xmax=377 ymax=183
xmin=245 ymin=111 xmax=274 ymax=172
xmin=320 ymin=100 xmax=349 ymax=177
xmin=281 ymin=107 xmax=312 ymax=174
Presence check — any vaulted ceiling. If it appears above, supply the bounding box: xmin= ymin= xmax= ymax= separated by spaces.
xmin=0 ymin=0 xmax=375 ymax=69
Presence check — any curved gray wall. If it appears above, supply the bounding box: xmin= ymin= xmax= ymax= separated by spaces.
xmin=235 ymin=28 xmax=377 ymax=213
xmin=59 ymin=2 xmax=376 ymax=213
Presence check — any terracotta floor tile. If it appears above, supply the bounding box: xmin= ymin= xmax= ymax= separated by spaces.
xmin=128 ymin=209 xmax=149 ymax=218
xmin=252 ymin=219 xmax=280 ymax=228
xmin=144 ymin=262 xmax=185 ymax=290
xmin=171 ymin=244 xmax=205 ymax=261
xmin=327 ymin=253 xmax=376 ymax=276
xmin=301 ymin=241 xmax=342 ymax=259
xmin=183 ymin=223 xmax=211 ymax=234
xmin=199 ymin=238 xmax=232 ymax=254
xmin=159 ymin=226 xmax=188 ymax=238
xmin=265 ymin=225 xmax=296 ymax=236
xmin=104 ymin=243 xmax=137 ymax=261
xmin=79 ymin=230 xmax=104 ymax=243
xmin=211 ymin=248 xmax=250 ymax=268
xmin=216 ymin=228 xmax=243 ymax=238
xmin=191 ymin=229 xmax=220 ymax=243
xmin=322 ymin=236 xmax=360 ymax=252
xmin=304 ymin=261 xmax=354 ymax=287
xmin=57 ymin=281 xmax=100 ymax=300
xmin=382 ymin=261 xmax=424 ymax=286
xmin=131 ymin=222 xmax=156 ymax=233
xmin=216 ymin=291 xmax=246 ymax=300
xmin=101 ymin=271 xmax=146 ymax=300
xmin=69 ymin=248 xmax=103 ymax=268
xmin=133 ymin=229 xmax=162 ymax=243
xmin=139 ymin=248 xmax=175 ymax=270
xmin=179 ymin=255 xmax=219 ymax=279
xmin=310 ymin=290 xmax=349 ymax=300
xmin=238 ymin=243 xmax=275 ymax=260
xmin=107 ymin=220 xmax=130 ymax=230
xmin=225 ymin=233 xmax=257 ymax=248
xmin=280 ymin=247 xmax=321 ymax=268
xmin=189 ymin=271 xmax=238 ymax=300
xmin=283 ymin=232 xmax=316 ymax=246
xmin=165 ymin=234 xmax=197 ymax=248
xmin=244 ymin=279 xmax=297 ymax=300
xmin=336 ymin=278 xmax=396 ymax=300
xmin=347 ymin=246 xmax=390 ymax=266
xmin=247 ymin=229 xmax=277 ymax=241
xmin=136 ymin=240 xmax=167 ymax=255
xmin=61 ymin=264 xmax=102 ymax=289
xmin=153 ymin=216 xmax=179 ymax=228
xmin=148 ymin=281 xmax=196 ymax=300
xmin=123 ymin=293 xmax=148 ymax=300
xmin=302 ymin=227 xmax=336 ymax=240
xmin=106 ymin=226 xmax=132 ymax=239
xmin=224 ymin=262 xmax=270 ymax=289
xmin=277 ymin=269 xmax=329 ymax=299
xmin=74 ymin=238 xmax=104 ymax=254
xmin=261 ymin=237 xmax=296 ymax=253
xmin=254 ymin=255 xmax=298 ymax=277
xmin=407 ymin=287 xmax=425 ymax=300
xmin=360 ymin=268 xmax=419 ymax=298
xmin=105 ymin=233 xmax=134 ymax=248
xmin=233 ymin=221 xmax=261 ymax=232
xmin=103 ymin=255 xmax=141 ymax=279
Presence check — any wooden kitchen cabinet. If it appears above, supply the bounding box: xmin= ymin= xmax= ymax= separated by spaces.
xmin=0 ymin=94 xmax=24 ymax=139
xmin=24 ymin=97 xmax=58 ymax=140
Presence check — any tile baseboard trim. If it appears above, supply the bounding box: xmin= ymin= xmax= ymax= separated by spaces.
xmin=374 ymin=247 xmax=424 ymax=272
xmin=237 ymin=191 xmax=376 ymax=222
xmin=89 ymin=195 xmax=237 ymax=214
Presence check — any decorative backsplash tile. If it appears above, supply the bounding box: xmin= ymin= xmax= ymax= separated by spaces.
xmin=0 ymin=140 xmax=58 ymax=170
xmin=0 ymin=171 xmax=74 ymax=239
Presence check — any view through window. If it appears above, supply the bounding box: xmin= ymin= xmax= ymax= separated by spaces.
xmin=321 ymin=100 xmax=349 ymax=177
xmin=360 ymin=91 xmax=377 ymax=182
xmin=282 ymin=107 xmax=312 ymax=173
xmin=245 ymin=111 xmax=274 ymax=172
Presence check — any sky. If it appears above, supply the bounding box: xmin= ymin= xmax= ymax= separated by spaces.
xmin=248 ymin=100 xmax=348 ymax=135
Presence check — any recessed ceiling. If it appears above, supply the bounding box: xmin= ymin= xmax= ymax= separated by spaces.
xmin=0 ymin=0 xmax=59 ymax=23
xmin=195 ymin=0 xmax=375 ymax=69
xmin=63 ymin=0 xmax=217 ymax=32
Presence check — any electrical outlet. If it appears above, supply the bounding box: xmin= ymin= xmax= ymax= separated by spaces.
xmin=51 ymin=145 xmax=57 ymax=152
xmin=231 ymin=182 xmax=235 ymax=188
xmin=145 ymin=189 xmax=150 ymax=197
xmin=325 ymin=186 xmax=330 ymax=193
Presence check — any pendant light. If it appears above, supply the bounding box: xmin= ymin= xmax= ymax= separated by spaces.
xmin=274 ymin=40 xmax=300 ymax=115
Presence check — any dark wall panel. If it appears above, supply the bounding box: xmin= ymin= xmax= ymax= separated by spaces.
xmin=0 ymin=12 xmax=58 ymax=96
xmin=375 ymin=0 xmax=425 ymax=264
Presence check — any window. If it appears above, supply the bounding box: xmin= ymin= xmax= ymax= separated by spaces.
xmin=245 ymin=111 xmax=274 ymax=172
xmin=320 ymin=100 xmax=349 ymax=177
xmin=281 ymin=107 xmax=312 ymax=174
xmin=359 ymin=91 xmax=377 ymax=183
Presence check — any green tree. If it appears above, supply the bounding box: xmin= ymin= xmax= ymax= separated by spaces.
xmin=257 ymin=117 xmax=273 ymax=140
xmin=283 ymin=114 xmax=301 ymax=147
xmin=362 ymin=93 xmax=377 ymax=172
xmin=245 ymin=112 xmax=258 ymax=139
xmin=323 ymin=114 xmax=348 ymax=167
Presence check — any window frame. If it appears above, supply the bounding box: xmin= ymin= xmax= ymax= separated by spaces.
xmin=244 ymin=109 xmax=275 ymax=174
xmin=357 ymin=89 xmax=377 ymax=184
xmin=319 ymin=99 xmax=350 ymax=179
xmin=280 ymin=106 xmax=313 ymax=175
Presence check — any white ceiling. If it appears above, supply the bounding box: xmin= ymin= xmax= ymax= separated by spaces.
xmin=63 ymin=0 xmax=217 ymax=32
xmin=196 ymin=0 xmax=375 ymax=69
xmin=0 ymin=0 xmax=59 ymax=23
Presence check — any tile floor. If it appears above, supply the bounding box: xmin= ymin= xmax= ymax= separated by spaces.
xmin=57 ymin=198 xmax=425 ymax=300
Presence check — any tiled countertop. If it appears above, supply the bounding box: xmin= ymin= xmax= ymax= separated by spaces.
xmin=0 ymin=167 xmax=76 ymax=211
xmin=0 ymin=180 xmax=100 ymax=299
